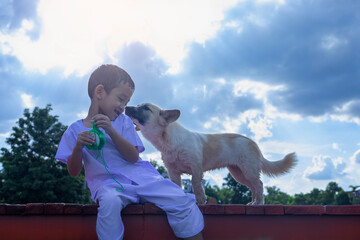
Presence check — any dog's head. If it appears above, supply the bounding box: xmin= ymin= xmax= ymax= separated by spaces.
xmin=125 ymin=103 xmax=180 ymax=136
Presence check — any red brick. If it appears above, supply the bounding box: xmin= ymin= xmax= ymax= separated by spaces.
xmin=246 ymin=205 xmax=265 ymax=215
xmin=264 ymin=205 xmax=284 ymax=215
xmin=122 ymin=204 xmax=144 ymax=214
xmin=25 ymin=203 xmax=44 ymax=215
xmin=284 ymin=205 xmax=324 ymax=215
xmin=325 ymin=205 xmax=360 ymax=215
xmin=6 ymin=204 xmax=26 ymax=215
xmin=144 ymin=203 xmax=165 ymax=214
xmin=64 ymin=204 xmax=82 ymax=215
xmin=207 ymin=197 xmax=218 ymax=204
xmin=204 ymin=205 xmax=225 ymax=214
xmin=224 ymin=205 xmax=246 ymax=215
xmin=0 ymin=204 xmax=6 ymax=215
xmin=44 ymin=203 xmax=65 ymax=215
xmin=82 ymin=204 xmax=98 ymax=215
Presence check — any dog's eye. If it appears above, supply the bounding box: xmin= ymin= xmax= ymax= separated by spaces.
xmin=143 ymin=106 xmax=152 ymax=112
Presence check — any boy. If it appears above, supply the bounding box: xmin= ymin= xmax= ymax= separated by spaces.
xmin=55 ymin=64 xmax=204 ymax=240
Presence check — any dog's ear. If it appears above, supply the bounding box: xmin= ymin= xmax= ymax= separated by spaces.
xmin=159 ymin=110 xmax=180 ymax=124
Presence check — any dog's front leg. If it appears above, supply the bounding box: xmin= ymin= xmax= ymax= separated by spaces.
xmin=162 ymin=154 xmax=182 ymax=187
xmin=191 ymin=167 xmax=206 ymax=205
xmin=167 ymin=169 xmax=182 ymax=188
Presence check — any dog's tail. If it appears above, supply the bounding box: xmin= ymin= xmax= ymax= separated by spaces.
xmin=261 ymin=152 xmax=298 ymax=177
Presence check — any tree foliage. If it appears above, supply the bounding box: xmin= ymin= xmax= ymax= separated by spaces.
xmin=0 ymin=105 xmax=90 ymax=204
xmin=265 ymin=186 xmax=293 ymax=205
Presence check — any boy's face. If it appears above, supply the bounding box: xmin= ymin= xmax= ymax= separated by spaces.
xmin=99 ymin=82 xmax=134 ymax=121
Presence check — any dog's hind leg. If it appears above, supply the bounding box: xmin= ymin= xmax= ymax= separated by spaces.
xmin=251 ymin=179 xmax=264 ymax=205
xmin=228 ymin=165 xmax=264 ymax=205
xmin=242 ymin=173 xmax=264 ymax=205
xmin=227 ymin=165 xmax=256 ymax=205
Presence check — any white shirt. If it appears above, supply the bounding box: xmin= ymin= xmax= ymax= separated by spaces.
xmin=55 ymin=114 xmax=163 ymax=199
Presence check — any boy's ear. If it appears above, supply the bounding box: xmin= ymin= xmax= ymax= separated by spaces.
xmin=160 ymin=110 xmax=180 ymax=124
xmin=94 ymin=84 xmax=105 ymax=99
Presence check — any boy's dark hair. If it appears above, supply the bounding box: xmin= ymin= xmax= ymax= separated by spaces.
xmin=88 ymin=64 xmax=135 ymax=98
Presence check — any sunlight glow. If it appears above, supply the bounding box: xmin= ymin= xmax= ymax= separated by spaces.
xmin=0 ymin=0 xmax=239 ymax=76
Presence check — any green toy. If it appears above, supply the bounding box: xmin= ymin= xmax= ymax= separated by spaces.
xmin=86 ymin=121 xmax=124 ymax=192
xmin=86 ymin=121 xmax=106 ymax=150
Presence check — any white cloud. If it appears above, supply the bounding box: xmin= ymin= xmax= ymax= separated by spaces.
xmin=332 ymin=142 xmax=346 ymax=154
xmin=264 ymin=104 xmax=302 ymax=121
xmin=0 ymin=132 xmax=11 ymax=138
xmin=0 ymin=0 xmax=239 ymax=76
xmin=246 ymin=14 xmax=267 ymax=27
xmin=330 ymin=114 xmax=360 ymax=125
xmin=204 ymin=170 xmax=226 ymax=187
xmin=203 ymin=109 xmax=273 ymax=141
xmin=203 ymin=115 xmax=244 ymax=133
xmin=224 ymin=20 xmax=243 ymax=34
xmin=259 ymin=140 xmax=328 ymax=157
xmin=306 ymin=100 xmax=360 ymax=125
xmin=20 ymin=93 xmax=35 ymax=109
xmin=256 ymin=0 xmax=285 ymax=5
xmin=233 ymin=79 xmax=284 ymax=101
xmin=203 ymin=79 xmax=301 ymax=141
xmin=350 ymin=149 xmax=360 ymax=165
xmin=309 ymin=113 xmax=360 ymax=125
xmin=76 ymin=111 xmax=88 ymax=119
xmin=247 ymin=112 xmax=273 ymax=141
xmin=308 ymin=114 xmax=329 ymax=123
xmin=304 ymin=155 xmax=346 ymax=180
xmin=140 ymin=151 xmax=162 ymax=165
xmin=321 ymin=35 xmax=348 ymax=50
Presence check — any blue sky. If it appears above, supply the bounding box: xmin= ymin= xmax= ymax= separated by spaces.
xmin=0 ymin=0 xmax=359 ymax=195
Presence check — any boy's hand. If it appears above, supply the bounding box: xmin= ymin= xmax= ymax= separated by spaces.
xmin=92 ymin=114 xmax=115 ymax=134
xmin=76 ymin=131 xmax=95 ymax=148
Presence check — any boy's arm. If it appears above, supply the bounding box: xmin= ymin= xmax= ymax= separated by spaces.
xmin=68 ymin=131 xmax=95 ymax=176
xmin=92 ymin=114 xmax=139 ymax=163
xmin=107 ymin=128 xmax=139 ymax=163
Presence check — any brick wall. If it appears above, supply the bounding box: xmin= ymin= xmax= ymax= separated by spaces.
xmin=1 ymin=203 xmax=360 ymax=240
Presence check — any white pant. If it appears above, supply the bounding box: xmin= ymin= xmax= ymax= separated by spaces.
xmin=95 ymin=179 xmax=204 ymax=240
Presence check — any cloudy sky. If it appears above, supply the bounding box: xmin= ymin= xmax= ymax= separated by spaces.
xmin=1 ymin=0 xmax=359 ymax=195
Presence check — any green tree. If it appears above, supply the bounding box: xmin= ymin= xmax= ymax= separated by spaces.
xmin=205 ymin=183 xmax=220 ymax=201
xmin=205 ymin=183 xmax=235 ymax=204
xmin=265 ymin=186 xmax=294 ymax=205
xmin=150 ymin=160 xmax=168 ymax=178
xmin=307 ymin=188 xmax=324 ymax=205
xmin=322 ymin=182 xmax=342 ymax=205
xmin=293 ymin=193 xmax=308 ymax=205
xmin=335 ymin=190 xmax=351 ymax=205
xmin=222 ymin=173 xmax=252 ymax=204
xmin=0 ymin=105 xmax=90 ymax=203
xmin=293 ymin=183 xmax=346 ymax=205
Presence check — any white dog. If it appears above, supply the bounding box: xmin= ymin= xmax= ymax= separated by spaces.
xmin=125 ymin=103 xmax=297 ymax=205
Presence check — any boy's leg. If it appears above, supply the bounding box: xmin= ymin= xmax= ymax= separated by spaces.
xmin=185 ymin=232 xmax=204 ymax=240
xmin=136 ymin=179 xmax=204 ymax=239
xmin=95 ymin=184 xmax=138 ymax=240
